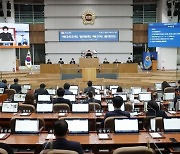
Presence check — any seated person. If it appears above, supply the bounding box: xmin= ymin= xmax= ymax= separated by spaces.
xmin=146 ymin=100 xmax=167 ymax=118
xmin=53 ymin=88 xmax=72 ymax=110
xmin=23 ymin=92 xmax=35 ymax=107
xmin=10 ymin=78 xmax=21 ymax=93
xmin=161 ymin=81 xmax=171 ymax=92
xmin=64 ymin=83 xmax=73 ymax=95
xmin=34 ymin=83 xmax=49 ymax=100
xmin=113 ymin=59 xmax=119 ymax=64
xmin=84 ymin=91 xmax=101 ymax=106
xmin=84 ymin=81 xmax=95 ymax=95
xmin=70 ymin=58 xmax=75 ymax=64
xmin=0 ymin=79 xmax=8 ymax=93
xmin=47 ymin=59 xmax=52 ymax=64
xmin=126 ymin=57 xmax=133 ymax=63
xmin=58 ymin=58 xmax=64 ymax=64
xmin=85 ymin=50 xmax=92 ymax=58
xmin=117 ymin=86 xmax=123 ymax=93
xmin=42 ymin=119 xmax=83 ymax=154
xmin=101 ymin=96 xmax=130 ymax=127
xmin=103 ymin=58 xmax=109 ymax=64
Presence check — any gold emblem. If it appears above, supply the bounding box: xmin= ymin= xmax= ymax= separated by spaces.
xmin=82 ymin=10 xmax=95 ymax=25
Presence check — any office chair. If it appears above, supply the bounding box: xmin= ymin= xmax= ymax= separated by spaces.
xmin=143 ymin=117 xmax=163 ymax=131
xmin=0 ymin=148 xmax=8 ymax=154
xmin=53 ymin=104 xmax=70 ymax=113
xmin=113 ymin=146 xmax=155 ymax=154
xmin=5 ymin=89 xmax=16 ymax=100
xmin=125 ymin=103 xmax=133 ymax=112
xmin=89 ymin=102 xmax=101 ymax=112
xmin=18 ymin=104 xmax=36 ymax=113
xmin=40 ymin=149 xmax=78 ymax=154
xmin=164 ymin=87 xmax=175 ymax=93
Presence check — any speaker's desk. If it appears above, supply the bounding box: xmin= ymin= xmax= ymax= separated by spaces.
xmin=79 ymin=58 xmax=99 ymax=68
xmin=40 ymin=64 xmax=61 ymax=74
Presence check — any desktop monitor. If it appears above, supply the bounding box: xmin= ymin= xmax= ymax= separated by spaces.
xmin=109 ymin=85 xmax=118 ymax=90
xmin=93 ymin=85 xmax=102 ymax=90
xmin=46 ymin=89 xmax=56 ymax=95
xmin=14 ymin=94 xmax=26 ymax=102
xmin=163 ymin=93 xmax=175 ymax=101
xmin=168 ymin=82 xmax=176 ymax=87
xmin=131 ymin=87 xmax=142 ymax=95
xmin=72 ymin=103 xmax=89 ymax=113
xmin=111 ymin=88 xmax=117 ymax=95
xmin=38 ymin=95 xmax=51 ymax=102
xmin=0 ymin=88 xmax=4 ymax=94
xmin=113 ymin=93 xmax=127 ymax=102
xmin=2 ymin=102 xmax=18 ymax=113
xmin=138 ymin=92 xmax=151 ymax=102
xmin=155 ymin=83 xmax=162 ymax=91
xmin=163 ymin=118 xmax=180 ymax=132
xmin=69 ymin=89 xmax=78 ymax=95
xmin=21 ymin=84 xmax=31 ymax=94
xmin=63 ymin=95 xmax=76 ymax=102
xmin=69 ymin=85 xmax=79 ymax=90
xmin=65 ymin=118 xmax=89 ymax=134
xmin=94 ymin=94 xmax=101 ymax=101
xmin=36 ymin=103 xmax=53 ymax=113
xmin=114 ymin=118 xmax=139 ymax=133
xmin=108 ymin=103 xmax=125 ymax=111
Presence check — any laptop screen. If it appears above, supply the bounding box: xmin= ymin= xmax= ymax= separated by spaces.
xmin=14 ymin=94 xmax=26 ymax=102
xmin=15 ymin=119 xmax=39 ymax=134
xmin=111 ymin=88 xmax=117 ymax=95
xmin=46 ymin=89 xmax=56 ymax=95
xmin=2 ymin=102 xmax=18 ymax=113
xmin=63 ymin=95 xmax=76 ymax=102
xmin=69 ymin=89 xmax=78 ymax=95
xmin=110 ymin=85 xmax=118 ymax=90
xmin=72 ymin=104 xmax=89 ymax=113
xmin=155 ymin=83 xmax=162 ymax=91
xmin=163 ymin=93 xmax=175 ymax=101
xmin=114 ymin=118 xmax=139 ymax=133
xmin=131 ymin=87 xmax=142 ymax=95
xmin=138 ymin=92 xmax=151 ymax=102
xmin=65 ymin=119 xmax=89 ymax=134
xmin=69 ymin=85 xmax=79 ymax=90
xmin=38 ymin=95 xmax=51 ymax=102
xmin=108 ymin=103 xmax=125 ymax=111
xmin=94 ymin=94 xmax=101 ymax=101
xmin=0 ymin=88 xmax=4 ymax=94
xmin=164 ymin=118 xmax=180 ymax=132
xmin=36 ymin=103 xmax=53 ymax=113
xmin=113 ymin=93 xmax=127 ymax=101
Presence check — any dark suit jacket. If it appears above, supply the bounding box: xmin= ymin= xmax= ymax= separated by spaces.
xmin=42 ymin=138 xmax=83 ymax=154
xmin=0 ymin=82 xmax=8 ymax=93
xmin=10 ymin=83 xmax=21 ymax=93
xmin=84 ymin=86 xmax=95 ymax=95
xmin=64 ymin=89 xmax=73 ymax=95
xmin=146 ymin=109 xmax=168 ymax=118
xmin=34 ymin=88 xmax=49 ymax=100
xmin=101 ymin=109 xmax=130 ymax=127
xmin=53 ymin=97 xmax=72 ymax=110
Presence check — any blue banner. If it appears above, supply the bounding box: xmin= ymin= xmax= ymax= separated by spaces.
xmin=59 ymin=30 xmax=119 ymax=42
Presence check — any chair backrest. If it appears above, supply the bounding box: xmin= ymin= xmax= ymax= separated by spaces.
xmin=89 ymin=102 xmax=101 ymax=111
xmin=5 ymin=89 xmax=16 ymax=99
xmin=113 ymin=146 xmax=155 ymax=154
xmin=0 ymin=148 xmax=8 ymax=154
xmin=40 ymin=149 xmax=78 ymax=154
xmin=164 ymin=87 xmax=175 ymax=93
xmin=18 ymin=104 xmax=36 ymax=113
xmin=10 ymin=117 xmax=45 ymax=134
xmin=104 ymin=116 xmax=127 ymax=132
xmin=125 ymin=103 xmax=133 ymax=112
xmin=53 ymin=104 xmax=70 ymax=113
xmin=156 ymin=117 xmax=164 ymax=131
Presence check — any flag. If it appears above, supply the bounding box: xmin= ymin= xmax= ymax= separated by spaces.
xmin=25 ymin=51 xmax=32 ymax=69
xmin=143 ymin=50 xmax=152 ymax=70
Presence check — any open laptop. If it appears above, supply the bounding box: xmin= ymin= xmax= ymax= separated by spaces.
xmin=108 ymin=103 xmax=125 ymax=111
xmin=113 ymin=93 xmax=127 ymax=102
xmin=0 ymin=88 xmax=4 ymax=94
xmin=114 ymin=118 xmax=139 ymax=133
xmin=163 ymin=93 xmax=175 ymax=101
xmin=36 ymin=102 xmax=53 ymax=113
xmin=14 ymin=94 xmax=26 ymax=102
xmin=38 ymin=95 xmax=51 ymax=102
xmin=163 ymin=118 xmax=180 ymax=132
xmin=138 ymin=92 xmax=151 ymax=102
xmin=15 ymin=118 xmax=39 ymax=134
xmin=131 ymin=87 xmax=142 ymax=95
xmin=65 ymin=118 xmax=89 ymax=134
xmin=63 ymin=95 xmax=76 ymax=102
xmin=72 ymin=103 xmax=89 ymax=113
xmin=2 ymin=102 xmax=18 ymax=113
xmin=46 ymin=88 xmax=56 ymax=95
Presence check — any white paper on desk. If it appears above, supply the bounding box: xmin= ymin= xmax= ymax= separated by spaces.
xmin=58 ymin=113 xmax=66 ymax=116
xmin=0 ymin=133 xmax=6 ymax=139
xmin=149 ymin=132 xmax=162 ymax=138
xmin=98 ymin=133 xmax=109 ymax=139
xmin=96 ymin=113 xmax=103 ymax=116
xmin=46 ymin=134 xmax=55 ymax=140
xmin=20 ymin=113 xmax=30 ymax=116
xmin=130 ymin=112 xmax=138 ymax=117
xmin=168 ymin=111 xmax=176 ymax=114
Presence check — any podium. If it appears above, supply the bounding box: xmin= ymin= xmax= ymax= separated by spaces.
xmin=79 ymin=58 xmax=99 ymax=68
xmin=152 ymin=60 xmax=157 ymax=71
xmin=82 ymin=68 xmax=96 ymax=81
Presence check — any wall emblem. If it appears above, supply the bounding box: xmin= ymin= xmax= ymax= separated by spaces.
xmin=82 ymin=10 xmax=95 ymax=25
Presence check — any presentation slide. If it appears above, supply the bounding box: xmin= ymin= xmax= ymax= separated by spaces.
xmin=148 ymin=23 xmax=180 ymax=47
xmin=0 ymin=23 xmax=29 ymax=48
xmin=59 ymin=30 xmax=119 ymax=42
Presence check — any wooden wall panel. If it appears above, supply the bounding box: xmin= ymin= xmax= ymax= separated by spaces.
xmin=133 ymin=24 xmax=148 ymax=43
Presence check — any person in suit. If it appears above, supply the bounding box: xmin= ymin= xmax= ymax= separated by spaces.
xmin=126 ymin=57 xmax=133 ymax=63
xmin=103 ymin=58 xmax=109 ymax=64
xmin=53 ymin=88 xmax=72 ymax=110
xmin=0 ymin=79 xmax=8 ymax=93
xmin=10 ymin=78 xmax=21 ymax=93
xmin=101 ymin=96 xmax=130 ymax=127
xmin=34 ymin=83 xmax=49 ymax=100
xmin=47 ymin=59 xmax=52 ymax=64
xmin=64 ymin=83 xmax=73 ymax=95
xmin=161 ymin=81 xmax=171 ymax=92
xmin=113 ymin=59 xmax=119 ymax=64
xmin=84 ymin=81 xmax=95 ymax=95
xmin=146 ymin=100 xmax=167 ymax=118
xmin=42 ymin=119 xmax=83 ymax=154
xmin=58 ymin=58 xmax=64 ymax=64
xmin=70 ymin=58 xmax=75 ymax=64
xmin=84 ymin=91 xmax=101 ymax=106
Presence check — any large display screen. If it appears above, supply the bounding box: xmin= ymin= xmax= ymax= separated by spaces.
xmin=59 ymin=30 xmax=119 ymax=42
xmin=0 ymin=23 xmax=29 ymax=48
xmin=148 ymin=23 xmax=180 ymax=47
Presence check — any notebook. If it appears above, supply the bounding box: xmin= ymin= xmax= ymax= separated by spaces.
xmin=36 ymin=103 xmax=53 ymax=113
xmin=138 ymin=92 xmax=151 ymax=102
xmin=72 ymin=103 xmax=89 ymax=113
xmin=15 ymin=119 xmax=39 ymax=134
xmin=14 ymin=94 xmax=26 ymax=102
xmin=163 ymin=93 xmax=175 ymax=101
xmin=114 ymin=118 xmax=139 ymax=133
xmin=163 ymin=118 xmax=180 ymax=132
xmin=63 ymin=95 xmax=76 ymax=102
xmin=65 ymin=118 xmax=89 ymax=134
xmin=108 ymin=103 xmax=125 ymax=111
xmin=0 ymin=88 xmax=4 ymax=94
xmin=38 ymin=95 xmax=51 ymax=102
xmin=2 ymin=102 xmax=18 ymax=113
xmin=46 ymin=89 xmax=56 ymax=95
xmin=113 ymin=93 xmax=127 ymax=101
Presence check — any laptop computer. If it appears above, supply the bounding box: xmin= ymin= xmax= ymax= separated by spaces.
xmin=131 ymin=87 xmax=142 ymax=95
xmin=65 ymin=118 xmax=89 ymax=134
xmin=163 ymin=118 xmax=180 ymax=132
xmin=46 ymin=89 xmax=56 ymax=95
xmin=114 ymin=118 xmax=139 ymax=133
xmin=163 ymin=93 xmax=175 ymax=101
xmin=108 ymin=103 xmax=125 ymax=111
xmin=38 ymin=95 xmax=51 ymax=102
xmin=72 ymin=103 xmax=89 ymax=113
xmin=15 ymin=118 xmax=39 ymax=134
xmin=113 ymin=93 xmax=127 ymax=102
xmin=138 ymin=92 xmax=151 ymax=102
xmin=14 ymin=94 xmax=26 ymax=102
xmin=2 ymin=102 xmax=18 ymax=113
xmin=63 ymin=95 xmax=76 ymax=102
xmin=36 ymin=102 xmax=53 ymax=113
xmin=0 ymin=88 xmax=4 ymax=94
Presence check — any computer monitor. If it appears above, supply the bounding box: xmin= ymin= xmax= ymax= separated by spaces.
xmin=163 ymin=118 xmax=180 ymax=132
xmin=38 ymin=95 xmax=51 ymax=102
xmin=138 ymin=92 xmax=151 ymax=102
xmin=155 ymin=83 xmax=162 ymax=91
xmin=108 ymin=103 xmax=125 ymax=111
xmin=93 ymin=85 xmax=102 ymax=90
xmin=63 ymin=95 xmax=76 ymax=102
xmin=15 ymin=119 xmax=39 ymax=134
xmin=111 ymin=88 xmax=117 ymax=95
xmin=2 ymin=102 xmax=18 ymax=113
xmin=46 ymin=89 xmax=56 ymax=95
xmin=36 ymin=103 xmax=53 ymax=113
xmin=94 ymin=94 xmax=101 ymax=101
xmin=21 ymin=84 xmax=31 ymax=94
xmin=168 ymin=82 xmax=176 ymax=87
xmin=69 ymin=89 xmax=78 ymax=95
xmin=14 ymin=94 xmax=26 ymax=102
xmin=72 ymin=103 xmax=89 ymax=113
xmin=69 ymin=85 xmax=79 ymax=90
xmin=163 ymin=93 xmax=175 ymax=101
xmin=131 ymin=87 xmax=142 ymax=95
xmin=95 ymin=89 xmax=100 ymax=94
xmin=109 ymin=85 xmax=118 ymax=90
xmin=114 ymin=118 xmax=139 ymax=133
xmin=0 ymin=88 xmax=4 ymax=94
xmin=65 ymin=119 xmax=89 ymax=134
xmin=113 ymin=93 xmax=127 ymax=102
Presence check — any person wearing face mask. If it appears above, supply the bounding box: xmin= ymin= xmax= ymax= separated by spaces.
xmin=0 ymin=26 xmax=14 ymax=42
